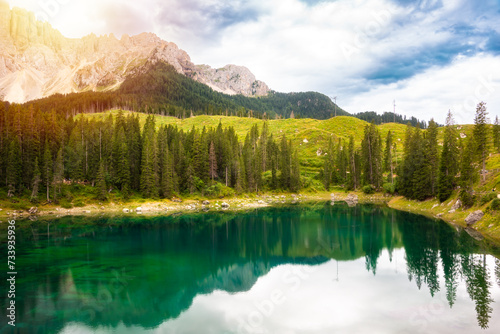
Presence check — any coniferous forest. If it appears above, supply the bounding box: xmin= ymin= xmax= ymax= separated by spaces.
xmin=0 ymin=103 xmax=300 ymax=202
xmin=0 ymin=98 xmax=498 ymax=205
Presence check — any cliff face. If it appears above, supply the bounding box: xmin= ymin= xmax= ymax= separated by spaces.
xmin=0 ymin=2 xmax=270 ymax=103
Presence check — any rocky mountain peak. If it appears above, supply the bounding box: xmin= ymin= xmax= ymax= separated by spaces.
xmin=0 ymin=3 xmax=270 ymax=103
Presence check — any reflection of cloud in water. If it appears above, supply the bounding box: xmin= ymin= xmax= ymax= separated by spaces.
xmin=60 ymin=251 xmax=500 ymax=334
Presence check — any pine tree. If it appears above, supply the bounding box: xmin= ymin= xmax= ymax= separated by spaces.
xmin=53 ymin=148 xmax=64 ymax=201
xmin=43 ymin=141 xmax=53 ymax=202
xmin=426 ymin=119 xmax=439 ymax=196
xmin=459 ymin=137 xmax=476 ymax=208
xmin=140 ymin=116 xmax=159 ymax=198
xmin=473 ymin=102 xmax=489 ymax=182
xmin=494 ymin=116 xmax=500 ymax=153
xmin=384 ymin=131 xmax=393 ymax=184
xmin=113 ymin=127 xmax=131 ymax=193
xmin=6 ymin=138 xmax=21 ymax=197
xmin=96 ymin=162 xmax=108 ymax=201
xmin=30 ymin=158 xmax=41 ymax=203
xmin=347 ymin=136 xmax=358 ymax=190
xmin=209 ymin=141 xmax=218 ymax=182
xmin=437 ymin=111 xmax=459 ymax=202
xmin=361 ymin=123 xmax=382 ymax=188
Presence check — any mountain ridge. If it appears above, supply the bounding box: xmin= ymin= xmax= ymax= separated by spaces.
xmin=0 ymin=1 xmax=269 ymax=103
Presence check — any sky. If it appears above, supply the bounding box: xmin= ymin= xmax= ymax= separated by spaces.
xmin=7 ymin=0 xmax=500 ymax=124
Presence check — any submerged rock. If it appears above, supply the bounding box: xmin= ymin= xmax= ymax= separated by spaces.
xmin=465 ymin=210 xmax=484 ymax=226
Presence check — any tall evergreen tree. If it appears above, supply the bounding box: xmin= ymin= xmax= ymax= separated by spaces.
xmin=6 ymin=138 xmax=21 ymax=197
xmin=140 ymin=116 xmax=159 ymax=198
xmin=426 ymin=119 xmax=439 ymax=196
xmin=53 ymin=148 xmax=64 ymax=201
xmin=361 ymin=123 xmax=382 ymax=188
xmin=96 ymin=162 xmax=108 ymax=201
xmin=437 ymin=111 xmax=459 ymax=202
xmin=494 ymin=116 xmax=500 ymax=153
xmin=384 ymin=131 xmax=393 ymax=184
xmin=43 ymin=141 xmax=53 ymax=202
xmin=473 ymin=102 xmax=489 ymax=182
xmin=30 ymin=158 xmax=41 ymax=203
xmin=209 ymin=141 xmax=218 ymax=182
xmin=459 ymin=137 xmax=476 ymax=208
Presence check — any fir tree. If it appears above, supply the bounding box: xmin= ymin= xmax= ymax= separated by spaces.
xmin=437 ymin=111 xmax=459 ymax=202
xmin=96 ymin=162 xmax=108 ymax=201
xmin=53 ymin=148 xmax=64 ymax=201
xmin=209 ymin=141 xmax=218 ymax=182
xmin=6 ymin=138 xmax=21 ymax=197
xmin=473 ymin=102 xmax=489 ymax=182
xmin=43 ymin=141 xmax=53 ymax=202
xmin=30 ymin=158 xmax=41 ymax=203
xmin=361 ymin=123 xmax=382 ymax=188
xmin=384 ymin=131 xmax=393 ymax=184
xmin=426 ymin=119 xmax=439 ymax=196
xmin=494 ymin=116 xmax=500 ymax=153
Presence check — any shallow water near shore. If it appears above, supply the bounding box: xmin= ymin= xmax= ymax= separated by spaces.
xmin=2 ymin=202 xmax=500 ymax=333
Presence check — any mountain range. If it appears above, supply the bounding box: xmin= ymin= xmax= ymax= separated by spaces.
xmin=0 ymin=0 xmax=269 ymax=104
xmin=1 ymin=1 xmax=430 ymax=125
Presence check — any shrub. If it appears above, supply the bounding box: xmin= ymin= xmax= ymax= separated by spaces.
xmin=489 ymin=198 xmax=500 ymax=210
xmin=459 ymin=190 xmax=475 ymax=209
xmin=383 ymin=183 xmax=395 ymax=195
xmin=60 ymin=199 xmax=73 ymax=209
xmin=73 ymin=199 xmax=86 ymax=207
xmin=204 ymin=182 xmax=235 ymax=198
xmin=479 ymin=193 xmax=497 ymax=206
xmin=362 ymin=185 xmax=376 ymax=194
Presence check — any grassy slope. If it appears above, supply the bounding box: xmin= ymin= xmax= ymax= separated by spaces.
xmin=80 ymin=111 xmax=407 ymax=174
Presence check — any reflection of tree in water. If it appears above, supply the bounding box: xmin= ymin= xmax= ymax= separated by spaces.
xmin=496 ymin=258 xmax=500 ymax=288
xmin=461 ymin=254 xmax=494 ymax=329
xmin=399 ymin=212 xmax=497 ymax=328
xmin=5 ymin=203 xmax=499 ymax=332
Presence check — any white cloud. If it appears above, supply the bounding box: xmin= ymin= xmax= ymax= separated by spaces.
xmin=6 ymin=0 xmax=500 ymax=123
xmin=341 ymin=54 xmax=500 ymax=124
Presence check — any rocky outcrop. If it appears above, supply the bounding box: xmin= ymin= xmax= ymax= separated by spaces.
xmin=465 ymin=210 xmax=484 ymax=226
xmin=0 ymin=2 xmax=270 ymax=103
xmin=345 ymin=194 xmax=358 ymax=207
xmin=194 ymin=64 xmax=269 ymax=96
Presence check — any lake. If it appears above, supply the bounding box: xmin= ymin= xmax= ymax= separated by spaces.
xmin=1 ymin=202 xmax=500 ymax=333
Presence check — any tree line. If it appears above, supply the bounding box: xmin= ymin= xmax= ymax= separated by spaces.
xmin=325 ymin=102 xmax=499 ymax=205
xmin=0 ymin=103 xmax=300 ymax=202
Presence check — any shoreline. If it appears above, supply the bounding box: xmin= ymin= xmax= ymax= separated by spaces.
xmin=1 ymin=191 xmax=499 ymax=246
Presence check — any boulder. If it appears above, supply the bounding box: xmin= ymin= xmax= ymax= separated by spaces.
xmin=136 ymin=207 xmax=142 ymax=212
xmin=123 ymin=208 xmax=129 ymax=213
xmin=451 ymin=199 xmax=462 ymax=211
xmin=465 ymin=210 xmax=484 ymax=226
xmin=202 ymin=200 xmax=210 ymax=205
xmin=28 ymin=206 xmax=38 ymax=215
xmin=221 ymin=202 xmax=230 ymax=208
xmin=345 ymin=194 xmax=358 ymax=207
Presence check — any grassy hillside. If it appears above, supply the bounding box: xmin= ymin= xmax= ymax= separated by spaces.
xmin=80 ymin=111 xmax=409 ymax=173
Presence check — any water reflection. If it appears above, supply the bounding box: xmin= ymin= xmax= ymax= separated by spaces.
xmin=1 ymin=203 xmax=499 ymax=333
